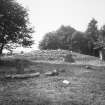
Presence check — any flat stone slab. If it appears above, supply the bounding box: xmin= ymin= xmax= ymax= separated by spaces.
xmin=44 ymin=71 xmax=53 ymax=76
xmin=4 ymin=72 xmax=40 ymax=79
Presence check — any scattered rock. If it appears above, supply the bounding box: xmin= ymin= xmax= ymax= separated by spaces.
xmin=52 ymin=69 xmax=59 ymax=75
xmin=85 ymin=65 xmax=91 ymax=69
xmin=62 ymin=80 xmax=70 ymax=85
xmin=44 ymin=71 xmax=53 ymax=76
xmin=45 ymin=69 xmax=59 ymax=76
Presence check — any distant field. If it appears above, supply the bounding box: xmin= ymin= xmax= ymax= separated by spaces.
xmin=0 ymin=50 xmax=105 ymax=105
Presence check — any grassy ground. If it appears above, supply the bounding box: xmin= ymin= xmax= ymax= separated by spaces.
xmin=0 ymin=50 xmax=105 ymax=105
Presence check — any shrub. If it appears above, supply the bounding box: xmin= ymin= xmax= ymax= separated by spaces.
xmin=64 ymin=54 xmax=75 ymax=63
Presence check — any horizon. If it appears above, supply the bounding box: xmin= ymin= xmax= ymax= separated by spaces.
xmin=17 ymin=0 xmax=105 ymax=50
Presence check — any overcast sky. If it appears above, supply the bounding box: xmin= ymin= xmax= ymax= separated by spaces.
xmin=17 ymin=0 xmax=105 ymax=49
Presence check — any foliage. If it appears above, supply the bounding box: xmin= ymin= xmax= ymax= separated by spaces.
xmin=86 ymin=18 xmax=99 ymax=42
xmin=99 ymin=25 xmax=105 ymax=42
xmin=39 ymin=25 xmax=76 ymax=50
xmin=56 ymin=25 xmax=76 ymax=49
xmin=84 ymin=18 xmax=99 ymax=55
xmin=39 ymin=18 xmax=105 ymax=57
xmin=39 ymin=32 xmax=60 ymax=50
xmin=71 ymin=31 xmax=90 ymax=54
xmin=0 ymin=0 xmax=34 ymax=55
xmin=39 ymin=25 xmax=90 ymax=54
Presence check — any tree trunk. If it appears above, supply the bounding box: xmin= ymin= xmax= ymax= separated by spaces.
xmin=0 ymin=44 xmax=4 ymax=55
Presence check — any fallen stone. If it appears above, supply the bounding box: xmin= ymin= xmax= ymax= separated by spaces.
xmin=52 ymin=69 xmax=59 ymax=75
xmin=44 ymin=71 xmax=53 ymax=76
xmin=45 ymin=70 xmax=59 ymax=76
xmin=5 ymin=72 xmax=40 ymax=79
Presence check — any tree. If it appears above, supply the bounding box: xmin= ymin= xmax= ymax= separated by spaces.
xmin=39 ymin=25 xmax=76 ymax=50
xmin=93 ymin=25 xmax=105 ymax=58
xmin=85 ymin=18 xmax=99 ymax=55
xmin=0 ymin=0 xmax=34 ymax=55
xmin=71 ymin=31 xmax=89 ymax=54
xmin=86 ymin=18 xmax=99 ymax=42
xmin=39 ymin=32 xmax=60 ymax=50
xmin=56 ymin=25 xmax=76 ymax=49
xmin=99 ymin=25 xmax=105 ymax=42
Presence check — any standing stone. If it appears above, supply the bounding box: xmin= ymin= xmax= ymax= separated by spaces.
xmin=16 ymin=59 xmax=24 ymax=74
xmin=99 ymin=50 xmax=103 ymax=60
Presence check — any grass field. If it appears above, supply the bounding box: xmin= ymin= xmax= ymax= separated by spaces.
xmin=0 ymin=50 xmax=105 ymax=105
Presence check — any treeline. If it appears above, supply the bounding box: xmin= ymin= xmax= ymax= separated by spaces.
xmin=39 ymin=18 xmax=105 ymax=56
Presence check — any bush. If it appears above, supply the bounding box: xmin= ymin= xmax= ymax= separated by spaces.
xmin=64 ymin=54 xmax=75 ymax=63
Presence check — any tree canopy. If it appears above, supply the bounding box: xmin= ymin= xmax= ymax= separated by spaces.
xmin=0 ymin=0 xmax=34 ymax=54
xmin=85 ymin=18 xmax=99 ymax=42
xmin=39 ymin=18 xmax=105 ymax=57
xmin=71 ymin=31 xmax=89 ymax=54
xmin=39 ymin=25 xmax=76 ymax=50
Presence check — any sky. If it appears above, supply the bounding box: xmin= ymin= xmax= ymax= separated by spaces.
xmin=17 ymin=0 xmax=105 ymax=50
